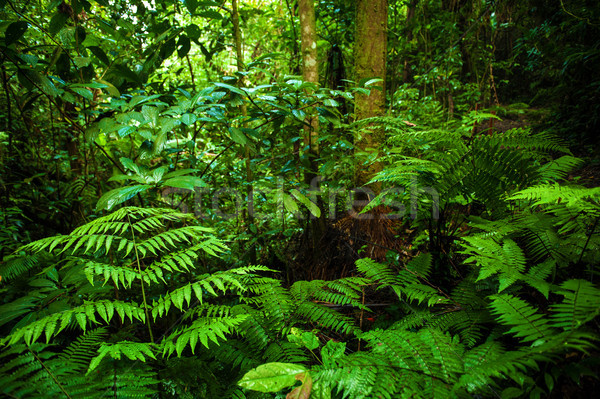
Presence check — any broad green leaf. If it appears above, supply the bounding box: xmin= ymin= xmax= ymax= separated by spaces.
xmin=238 ymin=362 xmax=307 ymax=393
xmin=364 ymin=78 xmax=383 ymax=87
xmin=19 ymin=70 xmax=61 ymax=97
xmin=49 ymin=12 xmax=69 ymax=36
xmin=181 ymin=113 xmax=196 ymax=126
xmin=213 ymin=82 xmax=246 ymax=96
xmin=120 ymin=157 xmax=140 ymax=174
xmin=321 ymin=340 xmax=346 ymax=366
xmin=185 ymin=24 xmax=201 ymax=41
xmin=292 ymin=109 xmax=306 ymax=120
xmin=163 ymin=176 xmax=206 ymax=190
xmin=118 ymin=126 xmax=136 ymax=138
xmin=290 ymin=189 xmax=320 ymax=218
xmin=71 ymin=82 xmax=107 ymax=89
xmin=5 ymin=21 xmax=28 ymax=45
xmin=74 ymin=56 xmax=92 ymax=68
xmin=88 ymin=46 xmax=109 ymax=65
xmin=199 ymin=10 xmax=222 ymax=19
xmin=151 ymin=166 xmax=168 ymax=183
xmin=71 ymin=87 xmax=93 ymax=100
xmin=96 ymin=79 xmax=120 ymax=97
xmin=184 ymin=0 xmax=198 ymax=14
xmin=163 ymin=168 xmax=199 ymax=179
xmin=142 ymin=105 xmax=159 ymax=127
xmin=283 ymin=194 xmax=299 ymax=214
xmin=177 ymin=35 xmax=191 ymax=58
xmin=229 ymin=127 xmax=249 ymax=146
xmin=96 ymin=185 xmax=151 ymax=211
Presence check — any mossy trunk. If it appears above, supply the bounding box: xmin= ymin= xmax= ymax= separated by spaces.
xmin=354 ymin=0 xmax=388 ymax=193
xmin=299 ymin=0 xmax=326 ymax=270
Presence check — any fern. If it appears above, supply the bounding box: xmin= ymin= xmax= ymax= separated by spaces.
xmin=2 ymin=300 xmax=146 ymax=345
xmin=551 ymin=279 xmax=600 ymax=331
xmin=489 ymin=294 xmax=554 ymax=343
xmin=0 ymin=328 xmax=157 ymax=399
xmin=89 ymin=341 xmax=157 ymax=371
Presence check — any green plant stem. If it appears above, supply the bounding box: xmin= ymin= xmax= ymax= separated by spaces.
xmin=127 ymin=214 xmax=154 ymax=343
xmin=579 ymin=216 xmax=599 ymax=270
xmin=28 ymin=346 xmax=72 ymax=399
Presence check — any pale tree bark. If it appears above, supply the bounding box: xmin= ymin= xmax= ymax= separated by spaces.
xmin=354 ymin=0 xmax=388 ymax=193
xmin=298 ymin=0 xmax=325 ymax=273
xmin=298 ymin=0 xmax=319 ymax=180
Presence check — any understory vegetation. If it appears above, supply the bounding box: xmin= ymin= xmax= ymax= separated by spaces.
xmin=1 ymin=0 xmax=599 ymax=398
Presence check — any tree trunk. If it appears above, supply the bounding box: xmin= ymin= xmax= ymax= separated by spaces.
xmin=402 ymin=0 xmax=418 ymax=83
xmin=354 ymin=0 xmax=388 ymax=193
xmin=298 ymin=0 xmax=326 ymax=275
xmin=299 ymin=0 xmax=319 ymax=174
xmin=232 ymin=0 xmax=256 ymax=264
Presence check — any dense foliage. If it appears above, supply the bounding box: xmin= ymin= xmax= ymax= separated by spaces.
xmin=1 ymin=0 xmax=599 ymax=398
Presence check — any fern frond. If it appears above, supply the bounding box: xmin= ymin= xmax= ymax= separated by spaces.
xmin=60 ymin=328 xmax=109 ymax=373
xmin=0 ymin=252 xmax=48 ymax=282
xmin=356 ymin=258 xmax=399 ymax=287
xmin=489 ymin=294 xmax=554 ymax=343
xmin=3 ymin=300 xmax=145 ymax=345
xmin=315 ymin=352 xmax=386 ymax=399
xmin=162 ymin=314 xmax=249 ymax=357
xmin=295 ymin=301 xmax=357 ymax=334
xmin=551 ymin=279 xmax=600 ymax=331
xmin=208 ymin=339 xmax=262 ymax=371
xmin=461 ymin=237 xmax=527 ymax=292
xmin=538 ymin=155 xmax=584 ymax=182
xmin=89 ymin=341 xmax=157 ymax=372
xmin=151 ymin=268 xmax=253 ymax=319
xmin=263 ymin=341 xmax=310 ymax=363
xmin=509 ymin=183 xmax=600 ymax=210
xmin=483 ymin=128 xmax=571 ymax=156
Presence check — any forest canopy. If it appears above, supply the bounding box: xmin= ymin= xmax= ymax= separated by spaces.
xmin=1 ymin=0 xmax=599 ymax=398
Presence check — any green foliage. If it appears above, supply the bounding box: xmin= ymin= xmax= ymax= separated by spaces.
xmin=2 ymin=0 xmax=600 ymax=398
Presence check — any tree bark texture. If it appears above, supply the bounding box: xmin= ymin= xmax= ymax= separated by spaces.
xmin=354 ymin=0 xmax=388 ymax=192
xmin=298 ymin=0 xmax=319 ymax=159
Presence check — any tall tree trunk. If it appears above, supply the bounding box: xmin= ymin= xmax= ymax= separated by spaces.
xmin=298 ymin=0 xmax=326 ymax=277
xmin=299 ymin=0 xmax=319 ymax=177
xmin=354 ymin=0 xmax=388 ymax=193
xmin=232 ymin=0 xmax=256 ymax=263
xmin=402 ymin=0 xmax=418 ymax=83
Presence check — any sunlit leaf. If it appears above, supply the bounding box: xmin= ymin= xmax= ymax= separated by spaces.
xmin=238 ymin=362 xmax=307 ymax=393
xmin=96 ymin=185 xmax=151 ymax=211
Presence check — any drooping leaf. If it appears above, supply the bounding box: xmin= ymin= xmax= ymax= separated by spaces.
xmin=229 ymin=127 xmax=249 ymax=146
xmin=48 ymin=13 xmax=69 ymax=36
xmin=181 ymin=113 xmax=196 ymax=126
xmin=163 ymin=176 xmax=206 ymax=190
xmin=213 ymin=82 xmax=246 ymax=96
xmin=88 ymin=46 xmax=110 ymax=65
xmin=5 ymin=21 xmax=28 ymax=45
xmin=96 ymin=79 xmax=120 ymax=97
xmin=177 ymin=35 xmax=191 ymax=58
xmin=71 ymin=87 xmax=93 ymax=100
xmin=96 ymin=185 xmax=151 ymax=211
xmin=290 ymin=189 xmax=321 ymax=218
xmin=184 ymin=0 xmax=198 ymax=14
xmin=238 ymin=362 xmax=307 ymax=393
xmin=74 ymin=56 xmax=92 ymax=68
xmin=198 ymin=10 xmax=222 ymax=20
